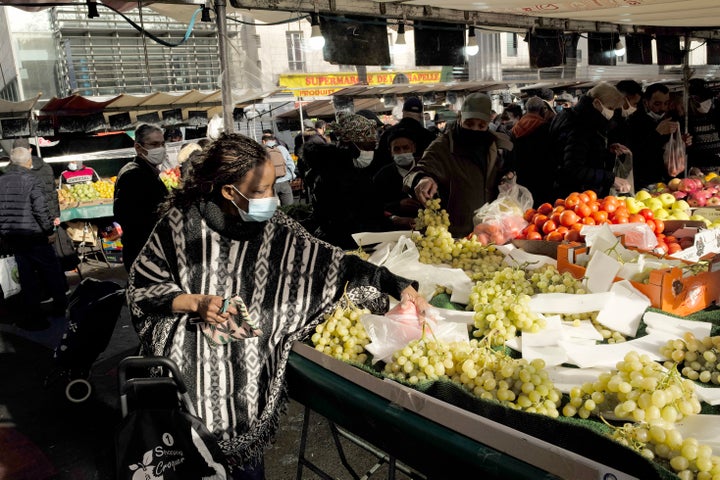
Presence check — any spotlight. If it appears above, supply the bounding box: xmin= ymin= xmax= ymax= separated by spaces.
xmin=466 ymin=26 xmax=479 ymax=56
xmin=309 ymin=13 xmax=325 ymax=51
xmin=201 ymin=6 xmax=212 ymax=23
xmin=86 ymin=0 xmax=99 ymax=18
xmin=614 ymin=39 xmax=626 ymax=57
xmin=393 ymin=21 xmax=408 ymax=54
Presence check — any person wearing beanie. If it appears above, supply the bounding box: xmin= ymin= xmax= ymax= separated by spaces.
xmin=302 ymin=111 xmax=391 ymax=248
xmin=548 ymin=82 xmax=631 ymax=199
xmin=403 ymin=92 xmax=514 ymax=237
xmin=510 ymin=96 xmax=555 ymax=207
xmin=373 ymin=96 xmax=438 ymax=178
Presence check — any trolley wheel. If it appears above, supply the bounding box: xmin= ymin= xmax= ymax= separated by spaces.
xmin=66 ymin=378 xmax=92 ymax=403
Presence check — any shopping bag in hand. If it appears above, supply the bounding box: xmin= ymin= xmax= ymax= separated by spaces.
xmin=664 ymin=128 xmax=686 ymax=177
xmin=0 ymin=255 xmax=21 ymax=299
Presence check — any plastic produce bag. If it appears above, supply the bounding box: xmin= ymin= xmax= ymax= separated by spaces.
xmin=609 ymin=152 xmax=635 ymax=196
xmin=361 ymin=299 xmax=469 ymax=364
xmin=664 ymin=127 xmax=686 ymax=177
xmin=472 ymin=181 xmax=533 ymax=245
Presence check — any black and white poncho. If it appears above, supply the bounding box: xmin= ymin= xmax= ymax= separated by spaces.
xmin=127 ymin=200 xmax=414 ymax=465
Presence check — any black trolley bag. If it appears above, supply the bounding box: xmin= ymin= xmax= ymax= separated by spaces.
xmin=115 ymin=356 xmax=229 ymax=480
xmin=44 ymin=277 xmax=125 ymax=402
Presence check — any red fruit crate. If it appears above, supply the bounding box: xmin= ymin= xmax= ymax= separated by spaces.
xmin=556 ymin=242 xmax=720 ymax=316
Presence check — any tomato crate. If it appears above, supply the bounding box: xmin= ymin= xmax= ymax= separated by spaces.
xmin=556 ymin=242 xmax=720 ymax=316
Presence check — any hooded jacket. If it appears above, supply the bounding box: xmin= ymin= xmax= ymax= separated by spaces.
xmin=31 ymin=155 xmax=60 ymax=219
xmin=0 ymin=164 xmax=54 ymax=242
xmin=403 ymin=124 xmax=513 ymax=237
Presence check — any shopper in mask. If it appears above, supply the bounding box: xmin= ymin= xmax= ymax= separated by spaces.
xmin=687 ymin=79 xmax=720 ymax=174
xmin=372 ymin=128 xmax=424 ymax=229
xmin=127 ymin=133 xmax=429 ymax=478
xmin=303 ymin=111 xmax=392 ymax=248
xmin=627 ymin=83 xmax=679 ymax=191
xmin=113 ymin=123 xmax=171 ymax=271
xmin=548 ymin=82 xmax=631 ymax=199
xmin=59 ymin=160 xmax=100 ymax=187
xmin=404 ymin=92 xmax=514 ymax=238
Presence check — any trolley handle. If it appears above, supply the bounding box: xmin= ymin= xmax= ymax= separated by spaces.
xmin=117 ymin=355 xmax=188 ymax=395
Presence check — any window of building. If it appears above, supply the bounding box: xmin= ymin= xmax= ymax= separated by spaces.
xmin=506 ymin=32 xmax=518 ymax=57
xmin=286 ymin=31 xmax=305 ymax=72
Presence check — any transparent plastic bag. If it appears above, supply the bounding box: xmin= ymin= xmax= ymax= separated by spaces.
xmin=471 ymin=180 xmax=534 ymax=245
xmin=664 ymin=128 xmax=686 ymax=178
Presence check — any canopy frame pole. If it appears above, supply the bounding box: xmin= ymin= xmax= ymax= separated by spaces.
xmin=216 ymin=0 xmax=235 ymax=134
xmin=682 ymin=33 xmax=692 ymax=178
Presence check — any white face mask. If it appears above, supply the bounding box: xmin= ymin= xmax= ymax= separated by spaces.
xmin=647 ymin=110 xmax=665 ymax=122
xmin=393 ymin=152 xmax=415 ymax=168
xmin=621 ymin=105 xmax=637 ymax=118
xmin=598 ymin=101 xmax=615 ymax=121
xmin=144 ymin=146 xmax=167 ymax=166
xmin=354 ymin=150 xmax=374 ymax=168
xmin=698 ymin=99 xmax=713 ymax=114
xmin=68 ymin=162 xmax=79 ymax=171
xmin=230 ymin=185 xmax=278 ymax=222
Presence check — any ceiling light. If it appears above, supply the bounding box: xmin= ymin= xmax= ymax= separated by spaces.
xmin=466 ymin=26 xmax=479 ymax=56
xmin=614 ymin=39 xmax=626 ymax=57
xmin=201 ymin=6 xmax=212 ymax=23
xmin=393 ymin=21 xmax=408 ymax=54
xmin=309 ymin=13 xmax=326 ymax=51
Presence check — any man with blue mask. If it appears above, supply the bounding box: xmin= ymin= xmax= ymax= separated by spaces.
xmin=113 ymin=123 xmax=170 ymax=271
xmin=627 ymin=83 xmax=679 ymax=191
xmin=372 ymin=129 xmax=424 ymax=229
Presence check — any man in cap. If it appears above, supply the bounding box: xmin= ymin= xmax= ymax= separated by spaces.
xmin=403 ymin=92 xmax=514 ymax=237
xmin=373 ymin=96 xmax=438 ymax=177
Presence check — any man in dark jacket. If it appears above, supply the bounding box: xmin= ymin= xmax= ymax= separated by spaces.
xmin=13 ymin=138 xmax=60 ymax=227
xmin=113 ymin=124 xmax=169 ymax=272
xmin=0 ymin=147 xmax=68 ymax=329
xmin=549 ymin=82 xmax=632 ymax=199
xmin=511 ymin=96 xmax=555 ymax=207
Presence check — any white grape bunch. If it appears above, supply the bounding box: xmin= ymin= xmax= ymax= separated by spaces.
xmin=311 ymin=301 xmax=371 ymax=364
xmin=660 ymin=332 xmax=720 ymax=384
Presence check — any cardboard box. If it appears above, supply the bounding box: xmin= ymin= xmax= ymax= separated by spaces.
xmin=557 ymin=242 xmax=720 ymax=316
xmin=511 ymin=239 xmax=564 ymax=259
xmin=292 ymin=342 xmax=638 ymax=480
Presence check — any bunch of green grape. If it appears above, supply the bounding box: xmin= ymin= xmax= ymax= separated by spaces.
xmin=562 ymin=351 xmax=701 ymax=423
xmin=661 ymin=332 xmax=720 ymax=384
xmin=469 ymin=266 xmax=545 ymax=346
xmin=610 ymin=422 xmax=720 ymax=480
xmin=311 ymin=304 xmax=371 ymax=364
xmin=383 ymin=338 xmax=455 ymax=384
xmin=411 ymin=198 xmax=504 ymax=279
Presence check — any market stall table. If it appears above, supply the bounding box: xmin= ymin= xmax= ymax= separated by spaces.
xmin=60 ymin=201 xmax=115 ymax=271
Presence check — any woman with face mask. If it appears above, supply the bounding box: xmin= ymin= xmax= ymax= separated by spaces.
xmin=302 ymin=111 xmax=395 ymax=249
xmin=127 ymin=132 xmax=429 ymax=479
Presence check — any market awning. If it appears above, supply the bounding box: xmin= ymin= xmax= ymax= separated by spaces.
xmin=276 ymin=97 xmax=388 ymax=120
xmin=0 ymin=94 xmax=41 ymax=119
xmin=331 ymin=81 xmax=509 ymax=99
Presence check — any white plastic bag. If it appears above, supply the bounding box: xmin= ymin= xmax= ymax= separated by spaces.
xmin=472 ymin=181 xmax=534 ymax=245
xmin=361 ymin=300 xmax=469 ymax=364
xmin=0 ymin=255 xmax=21 ymax=299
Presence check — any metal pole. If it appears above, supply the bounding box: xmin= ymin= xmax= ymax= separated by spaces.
xmin=682 ymin=34 xmax=691 ymax=178
xmin=215 ymin=0 xmax=235 ymax=134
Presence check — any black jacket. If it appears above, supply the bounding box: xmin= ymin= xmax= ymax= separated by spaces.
xmin=113 ymin=157 xmax=169 ymax=271
xmin=31 ymin=155 xmax=60 ymax=219
xmin=0 ymin=164 xmax=54 ymax=243
xmin=627 ymin=110 xmax=672 ymax=191
xmin=549 ymin=95 xmax=616 ymax=198
xmin=510 ymin=114 xmax=555 ymax=207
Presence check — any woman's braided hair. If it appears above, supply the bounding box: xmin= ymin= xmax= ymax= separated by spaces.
xmin=162 ymin=133 xmax=270 ymax=212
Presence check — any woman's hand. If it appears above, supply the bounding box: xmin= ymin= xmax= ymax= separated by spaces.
xmin=172 ymin=294 xmax=237 ymax=324
xmin=400 ymin=286 xmax=431 ymax=319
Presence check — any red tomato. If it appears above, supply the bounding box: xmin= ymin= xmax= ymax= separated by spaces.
xmin=628 ymin=213 xmax=646 ymax=224
xmin=527 ymin=231 xmax=542 ymax=240
xmin=565 ymin=194 xmax=580 ymax=209
xmin=653 ymin=219 xmax=665 ymax=234
xmin=592 ymin=211 xmax=609 ymax=224
xmin=559 ymin=210 xmax=580 ymax=227
xmin=542 ymin=219 xmax=558 ymax=235
xmin=601 ymin=201 xmax=617 ymax=214
xmin=555 ymin=226 xmax=569 ymax=235
xmin=564 ymin=229 xmax=581 ymax=242
xmin=523 ymin=208 xmax=537 ymax=223
xmin=526 ymin=224 xmax=538 ymax=234
xmin=574 ymin=202 xmax=592 ymax=218
xmin=546 ymin=231 xmax=565 ymax=242
xmin=581 ymin=216 xmax=596 ymax=225
xmin=664 ymin=235 xmax=677 ymax=244
xmin=613 ymin=215 xmax=629 ymax=224
xmin=639 ymin=208 xmax=654 ymax=220
xmin=584 ymin=190 xmax=598 ymax=203
xmin=537 ymin=202 xmax=554 ymax=215
xmin=668 ymin=242 xmax=682 ymax=254
xmin=578 ymin=192 xmax=591 ymax=204
xmin=551 ymin=211 xmax=563 ymax=224
xmin=655 ymin=241 xmax=669 ymax=255
xmin=554 ymin=198 xmax=566 ymax=207
xmin=589 ymin=201 xmax=600 ymax=213
xmin=533 ymin=214 xmax=549 ymax=229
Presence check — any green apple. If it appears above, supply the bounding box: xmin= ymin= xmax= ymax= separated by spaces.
xmin=635 ymin=190 xmax=653 ymax=202
xmin=658 ymin=193 xmax=676 ymax=208
xmin=672 ymin=200 xmax=691 ymax=212
xmin=644 ymin=197 xmax=664 ymax=211
xmin=674 ymin=211 xmax=691 ymax=220
xmin=625 ymin=198 xmax=643 ymax=214
xmin=653 ymin=208 xmax=670 ymax=220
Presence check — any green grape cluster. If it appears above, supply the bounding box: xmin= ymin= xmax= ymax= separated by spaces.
xmin=610 ymin=422 xmax=720 ymax=480
xmin=469 ymin=267 xmax=545 ymax=346
xmin=383 ymin=337 xmax=561 ymax=417
xmin=661 ymin=332 xmax=720 ymax=384
xmin=411 ymin=198 xmax=504 ymax=278
xmin=562 ymin=351 xmax=701 ymax=424
xmin=311 ymin=304 xmax=371 ymax=364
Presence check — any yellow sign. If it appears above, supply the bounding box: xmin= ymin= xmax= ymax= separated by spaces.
xmin=279 ymin=70 xmax=442 ymax=97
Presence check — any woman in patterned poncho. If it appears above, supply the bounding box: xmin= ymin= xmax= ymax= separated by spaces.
xmin=126 ymin=133 xmax=427 ymax=479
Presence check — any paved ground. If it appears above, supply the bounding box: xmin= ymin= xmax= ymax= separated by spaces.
xmin=0 ymin=258 xmax=418 ymax=480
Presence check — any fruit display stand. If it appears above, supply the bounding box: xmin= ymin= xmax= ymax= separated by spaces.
xmin=60 ymin=199 xmax=114 ymax=222
xmin=287 ymin=342 xmax=666 ymax=480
